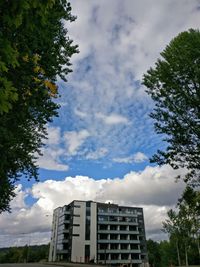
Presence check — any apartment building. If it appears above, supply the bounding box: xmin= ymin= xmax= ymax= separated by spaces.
xmin=49 ymin=200 xmax=148 ymax=267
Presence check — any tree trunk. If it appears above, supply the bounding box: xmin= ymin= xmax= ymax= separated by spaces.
xmin=176 ymin=240 xmax=181 ymax=266
xmin=197 ymin=237 xmax=200 ymax=259
xmin=185 ymin=244 xmax=188 ymax=267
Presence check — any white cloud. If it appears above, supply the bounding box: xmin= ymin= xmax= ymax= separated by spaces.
xmin=113 ymin=152 xmax=148 ymax=163
xmin=96 ymin=113 xmax=130 ymax=125
xmin=37 ymin=147 xmax=69 ymax=171
xmin=56 ymin=0 xmax=200 ymax=164
xmin=86 ymin=147 xmax=108 ymax=160
xmin=45 ymin=127 xmax=61 ymax=146
xmin=0 ymin=165 xmax=185 ymax=246
xmin=63 ymin=129 xmax=90 ymax=155
xmin=74 ymin=109 xmax=88 ymax=118
xmin=37 ymin=127 xmax=69 ymax=171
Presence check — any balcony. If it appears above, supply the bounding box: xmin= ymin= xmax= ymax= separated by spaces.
xmin=57 ymin=250 xmax=68 ymax=254
xmin=61 ymin=229 xmax=69 ymax=233
xmin=98 ymin=230 xmax=139 ymax=235
xmin=98 ymin=221 xmax=138 ymax=226
xmin=98 ymin=239 xmax=140 ymax=244
xmin=99 ymin=259 xmax=142 ymax=264
xmin=98 ymin=249 xmax=141 ymax=253
xmin=98 ymin=211 xmax=137 ymax=217
xmin=62 ymin=239 xmax=69 ymax=243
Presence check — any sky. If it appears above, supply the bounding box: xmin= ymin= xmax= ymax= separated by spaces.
xmin=0 ymin=0 xmax=200 ymax=248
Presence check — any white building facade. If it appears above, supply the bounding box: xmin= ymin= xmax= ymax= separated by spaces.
xmin=49 ymin=200 xmax=148 ymax=267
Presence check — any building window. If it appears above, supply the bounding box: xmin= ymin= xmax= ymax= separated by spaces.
xmin=72 ymin=234 xmax=79 ymax=237
xmin=85 ymin=245 xmax=90 ymax=261
xmin=74 ymin=205 xmax=81 ymax=208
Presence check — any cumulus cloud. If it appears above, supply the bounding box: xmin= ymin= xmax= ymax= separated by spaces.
xmin=113 ymin=152 xmax=148 ymax=164
xmin=0 ymin=165 xmax=185 ymax=246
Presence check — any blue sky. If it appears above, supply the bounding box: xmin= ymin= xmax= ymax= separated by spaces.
xmin=0 ymin=0 xmax=200 ymax=247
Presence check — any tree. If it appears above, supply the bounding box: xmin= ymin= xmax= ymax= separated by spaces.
xmin=0 ymin=0 xmax=78 ymax=212
xmin=177 ymin=186 xmax=200 ymax=260
xmin=146 ymin=239 xmax=161 ymax=267
xmin=163 ymin=187 xmax=200 ymax=266
xmin=163 ymin=209 xmax=182 ymax=266
xmin=143 ymin=29 xmax=200 ymax=185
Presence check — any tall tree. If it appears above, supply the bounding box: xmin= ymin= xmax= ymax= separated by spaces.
xmin=0 ymin=0 xmax=78 ymax=212
xmin=163 ymin=209 xmax=182 ymax=266
xmin=143 ymin=29 xmax=200 ymax=185
xmin=178 ymin=186 xmax=200 ymax=260
xmin=163 ymin=187 xmax=200 ymax=266
xmin=146 ymin=239 xmax=161 ymax=267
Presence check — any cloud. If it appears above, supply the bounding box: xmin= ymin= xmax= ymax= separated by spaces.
xmin=37 ymin=127 xmax=69 ymax=171
xmin=74 ymin=109 xmax=88 ymax=118
xmin=0 ymin=165 xmax=185 ymax=246
xmin=96 ymin=113 xmax=130 ymax=125
xmin=37 ymin=147 xmax=69 ymax=171
xmin=63 ymin=129 xmax=90 ymax=155
xmin=45 ymin=127 xmax=61 ymax=146
xmin=113 ymin=152 xmax=148 ymax=163
xmin=53 ymin=0 xmax=200 ymax=167
xmin=85 ymin=147 xmax=108 ymax=160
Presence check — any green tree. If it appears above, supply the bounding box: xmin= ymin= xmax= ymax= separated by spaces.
xmin=0 ymin=0 xmax=78 ymax=212
xmin=159 ymin=240 xmax=177 ymax=267
xmin=146 ymin=239 xmax=161 ymax=267
xmin=163 ymin=209 xmax=182 ymax=266
xmin=143 ymin=29 xmax=200 ymax=185
xmin=163 ymin=187 xmax=200 ymax=266
xmin=178 ymin=186 xmax=200 ymax=261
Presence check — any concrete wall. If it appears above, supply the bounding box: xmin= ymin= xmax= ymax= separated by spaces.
xmin=71 ymin=201 xmax=97 ymax=263
xmin=90 ymin=202 xmax=97 ymax=262
xmin=71 ymin=201 xmax=86 ymax=263
xmin=48 ymin=207 xmax=60 ymax=261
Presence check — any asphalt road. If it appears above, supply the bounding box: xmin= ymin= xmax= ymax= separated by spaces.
xmin=0 ymin=264 xmax=62 ymax=267
xmin=0 ymin=263 xmax=102 ymax=267
xmin=0 ymin=263 xmax=105 ymax=267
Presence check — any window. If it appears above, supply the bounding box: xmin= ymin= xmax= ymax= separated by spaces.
xmin=85 ymin=217 xmax=90 ymax=240
xmin=72 ymin=234 xmax=79 ymax=237
xmin=85 ymin=245 xmax=90 ymax=259
xmin=74 ymin=204 xmax=81 ymax=208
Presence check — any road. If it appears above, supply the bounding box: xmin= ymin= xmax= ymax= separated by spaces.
xmin=0 ymin=264 xmax=62 ymax=267
xmin=0 ymin=263 xmax=105 ymax=267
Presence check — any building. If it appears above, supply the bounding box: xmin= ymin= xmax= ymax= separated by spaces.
xmin=49 ymin=200 xmax=148 ymax=267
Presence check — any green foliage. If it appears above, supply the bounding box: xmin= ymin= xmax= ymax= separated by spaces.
xmin=0 ymin=244 xmax=49 ymax=263
xmin=147 ymin=239 xmax=161 ymax=267
xmin=163 ymin=186 xmax=200 ymax=265
xmin=147 ymin=238 xmax=200 ymax=267
xmin=143 ymin=29 xmax=200 ymax=185
xmin=159 ymin=240 xmax=177 ymax=267
xmin=0 ymin=0 xmax=78 ymax=212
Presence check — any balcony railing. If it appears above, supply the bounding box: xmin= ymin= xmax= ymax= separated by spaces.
xmin=98 ymin=230 xmax=139 ymax=235
xmin=98 ymin=249 xmax=141 ymax=253
xmin=98 ymin=259 xmax=142 ymax=264
xmin=98 ymin=239 xmax=140 ymax=244
xmin=98 ymin=211 xmax=137 ymax=217
xmin=98 ymin=221 xmax=138 ymax=226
